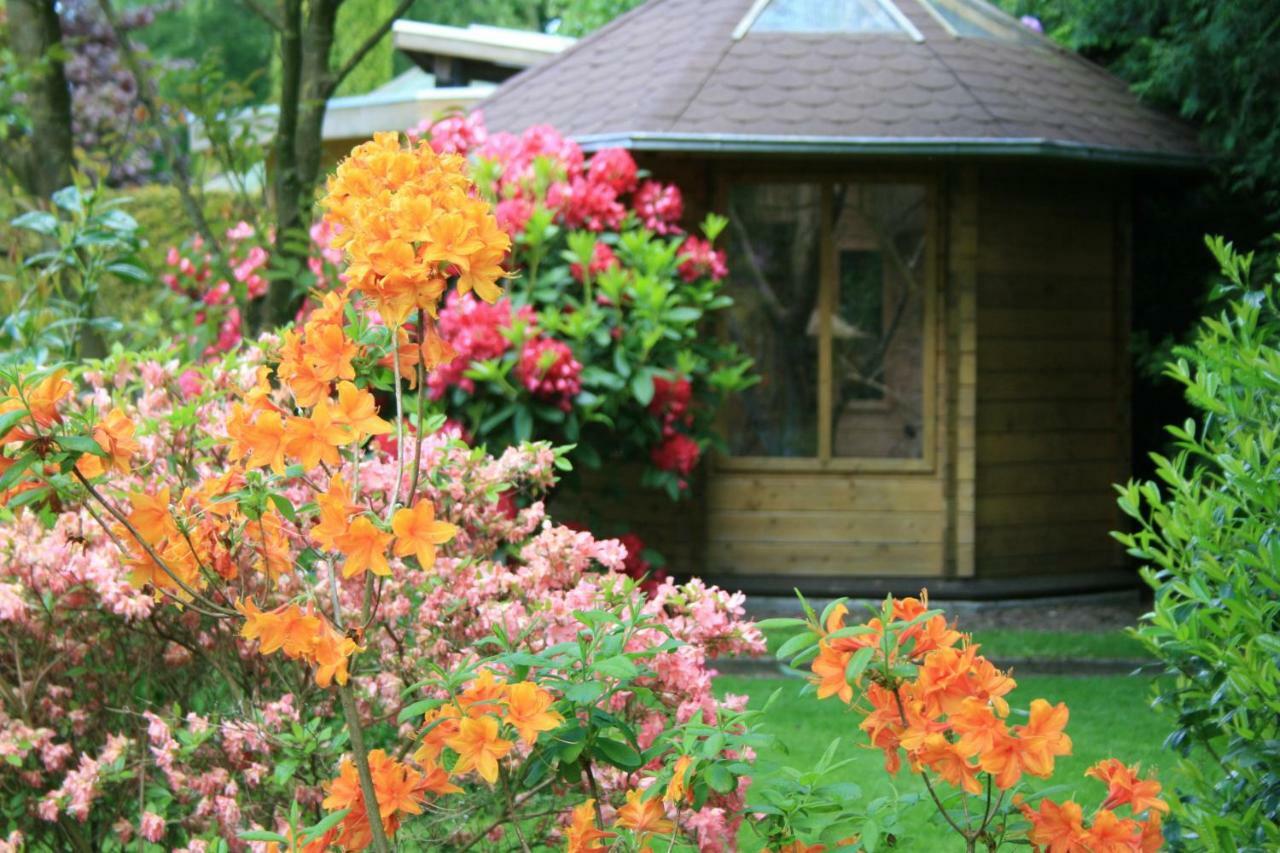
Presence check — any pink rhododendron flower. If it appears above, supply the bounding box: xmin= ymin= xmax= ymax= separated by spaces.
xmin=516 ymin=337 xmax=583 ymax=411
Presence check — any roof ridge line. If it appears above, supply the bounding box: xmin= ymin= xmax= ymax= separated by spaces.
xmin=470 ymin=0 xmax=679 ymax=116
xmin=666 ymin=0 xmax=756 ymax=131
xmin=914 ymin=22 xmax=1008 ymax=136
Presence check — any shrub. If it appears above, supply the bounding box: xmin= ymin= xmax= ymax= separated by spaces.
xmin=766 ymin=594 xmax=1168 ymax=852
xmin=0 ymin=133 xmax=769 ymax=851
xmin=1115 ymin=237 xmax=1280 ymax=849
xmin=409 ymin=113 xmax=756 ymax=499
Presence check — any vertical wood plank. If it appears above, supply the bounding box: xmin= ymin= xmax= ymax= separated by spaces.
xmin=817 ymin=183 xmax=834 ymax=462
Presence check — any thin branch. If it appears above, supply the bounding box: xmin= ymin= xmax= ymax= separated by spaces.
xmin=94 ymin=0 xmax=220 ymax=250
xmin=337 ymin=684 xmax=393 ymax=853
xmin=240 ymin=0 xmax=284 ymax=30
xmin=326 ymin=0 xmax=416 ymax=97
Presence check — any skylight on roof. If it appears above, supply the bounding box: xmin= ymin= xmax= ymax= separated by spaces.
xmin=740 ymin=0 xmax=922 ymax=38
xmin=915 ymin=0 xmax=1044 ymax=45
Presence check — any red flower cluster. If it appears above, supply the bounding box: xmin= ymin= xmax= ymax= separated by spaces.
xmin=634 ymin=180 xmax=684 ymax=235
xmin=677 ymin=236 xmax=728 ymax=283
xmin=427 ymin=293 xmax=528 ymax=398
xmin=649 ymin=375 xmax=693 ymax=436
xmin=418 ymin=113 xmax=686 ymax=239
xmin=515 ymin=337 xmax=582 ymax=411
xmin=617 ymin=531 xmax=668 ymax=595
xmin=569 ymin=241 xmax=620 ymax=283
xmin=651 ymin=433 xmax=700 ymax=483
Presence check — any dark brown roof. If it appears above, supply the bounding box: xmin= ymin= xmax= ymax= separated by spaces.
xmin=478 ymin=0 xmax=1200 ymax=165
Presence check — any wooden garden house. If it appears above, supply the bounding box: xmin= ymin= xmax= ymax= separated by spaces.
xmin=476 ymin=0 xmax=1201 ymax=595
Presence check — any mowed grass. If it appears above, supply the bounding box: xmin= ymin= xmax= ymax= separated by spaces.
xmin=717 ymin=674 xmax=1174 ymax=851
xmin=762 ymin=626 xmax=1151 ymax=661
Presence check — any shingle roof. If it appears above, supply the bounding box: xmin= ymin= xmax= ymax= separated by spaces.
xmin=478 ymin=0 xmax=1200 ymax=166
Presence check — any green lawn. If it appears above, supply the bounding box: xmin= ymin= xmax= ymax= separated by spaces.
xmin=763 ymin=626 xmax=1151 ymax=661
xmin=718 ymin=673 xmax=1173 ymax=851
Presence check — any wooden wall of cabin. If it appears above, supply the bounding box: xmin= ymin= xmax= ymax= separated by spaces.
xmin=972 ymin=166 xmax=1131 ymax=578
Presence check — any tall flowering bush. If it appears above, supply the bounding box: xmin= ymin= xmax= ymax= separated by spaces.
xmin=761 ymin=595 xmax=1168 ymax=852
xmin=0 ymin=132 xmax=773 ymax=851
xmin=406 ymin=112 xmax=755 ymax=499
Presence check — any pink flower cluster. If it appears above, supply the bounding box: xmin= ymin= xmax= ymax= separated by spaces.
xmin=515 ymin=336 xmax=583 ymax=411
xmin=570 ymin=241 xmax=620 ymax=283
xmin=419 ymin=112 xmax=685 ymax=237
xmin=427 ymin=291 xmax=532 ymax=398
xmin=0 ymin=345 xmax=762 ymax=848
xmin=678 ymin=236 xmax=729 ymax=282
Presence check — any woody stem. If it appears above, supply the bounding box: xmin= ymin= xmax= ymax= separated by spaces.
xmin=72 ymin=469 xmax=235 ymax=616
xmin=891 ymin=684 xmax=973 ymax=842
xmin=337 ymin=683 xmax=392 ymax=853
xmin=386 ymin=321 xmax=405 ymax=521
xmin=406 ymin=310 xmax=427 ymax=505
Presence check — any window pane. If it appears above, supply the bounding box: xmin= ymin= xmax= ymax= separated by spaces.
xmin=751 ymin=0 xmax=906 ymax=33
xmin=917 ymin=0 xmax=1043 ymax=44
xmin=722 ymin=183 xmax=822 ymax=457
xmin=830 ymin=184 xmax=927 ymax=458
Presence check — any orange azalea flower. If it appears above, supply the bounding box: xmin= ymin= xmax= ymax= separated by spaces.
xmin=910 ymin=732 xmax=982 ymax=795
xmin=1086 ymin=759 xmax=1168 ymax=816
xmin=444 ymin=715 xmax=513 ymax=784
xmin=283 ymin=400 xmax=351 ymax=469
xmin=323 ymin=750 xmax=439 ymax=850
xmin=322 ymin=132 xmax=508 ymax=320
xmin=860 ymin=682 xmax=907 ymax=773
xmin=245 ymin=508 xmax=291 ymax=582
xmin=614 ymin=788 xmax=674 ymax=839
xmin=421 ymin=321 xmax=457 ymax=369
xmin=304 ymin=322 xmax=359 ymax=383
xmin=1139 ymin=810 xmax=1164 ymax=853
xmin=1013 ymin=699 xmax=1072 ymax=778
xmin=413 ymin=705 xmax=462 ymax=765
xmin=391 ymin=499 xmax=457 ymax=569
xmin=76 ymin=407 xmax=140 ymax=477
xmin=228 ymin=408 xmax=288 ymax=474
xmin=125 ymin=488 xmax=177 ymax=543
xmin=335 ymin=515 xmax=393 ymax=578
xmin=1085 ymin=809 xmax=1143 ymax=853
xmin=811 ymin=640 xmax=854 ymax=704
xmin=664 ymin=755 xmax=693 ymax=804
xmin=19 ymin=369 xmax=74 ymax=433
xmin=278 ymin=329 xmax=332 ymax=408
xmin=949 ymin=696 xmax=1009 ymax=758
xmin=566 ymin=799 xmax=615 ymax=853
xmin=458 ymin=668 xmax=508 ymax=716
xmin=504 ymin=681 xmax=562 ymax=745
xmin=770 ymin=842 xmax=828 ymax=853
xmin=332 ymin=381 xmax=392 ymax=440
xmin=236 ymin=599 xmax=357 ymax=687
xmin=1022 ymin=798 xmax=1087 ymax=852
xmin=312 ymin=475 xmax=357 ymax=552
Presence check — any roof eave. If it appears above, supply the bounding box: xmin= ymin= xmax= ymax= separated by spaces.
xmin=570 ymin=131 xmax=1203 ymax=169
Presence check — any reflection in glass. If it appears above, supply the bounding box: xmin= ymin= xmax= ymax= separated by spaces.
xmin=723 ymin=181 xmax=926 ymax=460
xmin=751 ymin=0 xmax=907 ymax=33
xmin=723 ymin=184 xmax=822 ymax=457
xmin=829 ymin=184 xmax=926 ymax=459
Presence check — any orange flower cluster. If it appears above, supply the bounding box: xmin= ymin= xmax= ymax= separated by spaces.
xmin=322 ymin=748 xmax=458 ymax=851
xmin=1022 ymin=759 xmax=1166 ymax=852
xmin=75 ymin=407 xmax=140 ymax=478
xmin=814 ymin=596 xmax=1068 ymax=796
xmin=322 ymin=131 xmax=511 ymax=325
xmin=565 ymin=788 xmax=675 ymax=853
xmin=237 ymin=598 xmax=359 ymax=687
xmin=413 ymin=669 xmax=562 ymax=785
xmin=0 ymin=369 xmax=75 ymax=443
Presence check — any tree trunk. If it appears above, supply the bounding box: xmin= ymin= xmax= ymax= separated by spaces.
xmin=8 ymin=0 xmax=75 ymax=198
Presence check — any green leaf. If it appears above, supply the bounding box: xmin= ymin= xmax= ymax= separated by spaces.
xmin=268 ymin=494 xmax=299 ymax=523
xmin=591 ymin=655 xmax=639 ymax=680
xmin=397 ymin=698 xmax=443 ymax=724
xmin=776 ymin=631 xmax=817 ymax=662
xmin=300 ymin=808 xmax=350 ymax=842
xmin=705 ymin=763 xmax=735 ymax=793
xmin=238 ymin=830 xmax=289 ymax=843
xmin=0 ymin=408 xmax=30 ymax=438
xmin=514 ymin=406 xmax=534 ymax=442
xmin=592 ymin=737 xmax=642 ymax=770
xmin=845 ymin=646 xmax=875 ymax=682
xmin=631 ymin=370 xmax=655 ymax=405
xmin=754 ymin=617 xmax=809 ymax=630
xmin=273 ymin=759 xmax=298 ymax=786
xmin=12 ymin=211 xmax=58 ymax=236
xmin=0 ymin=454 xmax=37 ymax=493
